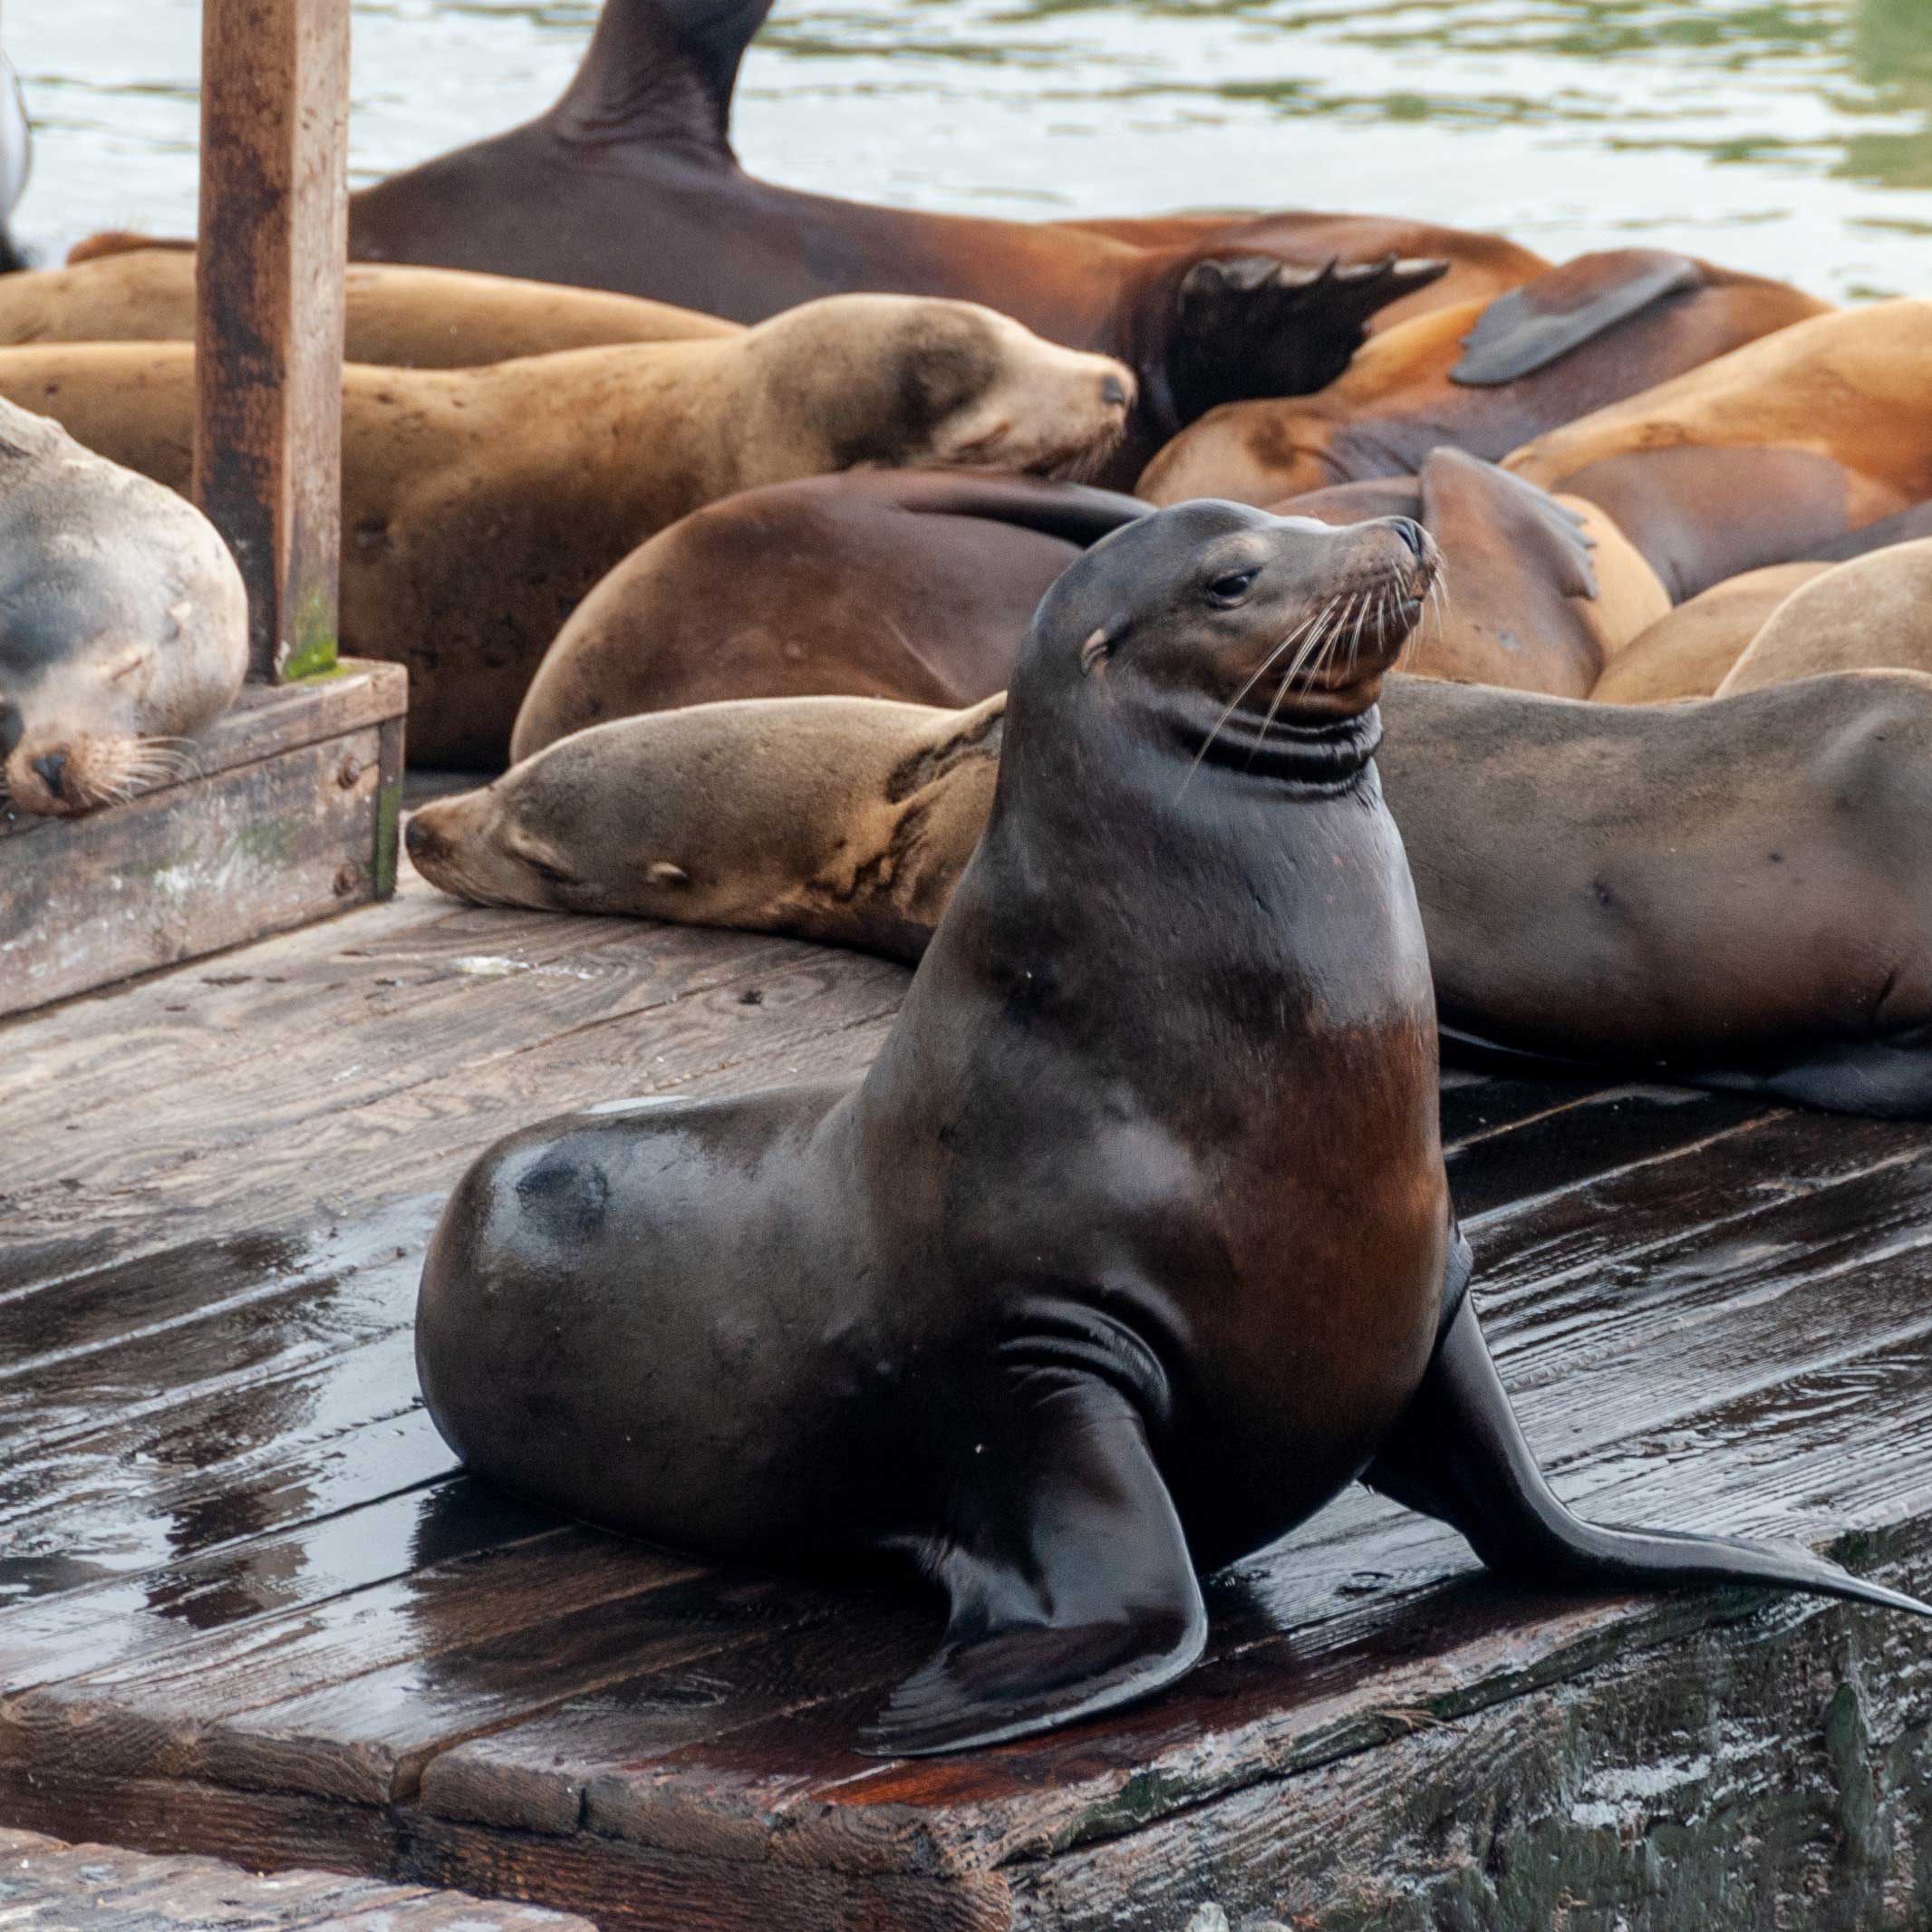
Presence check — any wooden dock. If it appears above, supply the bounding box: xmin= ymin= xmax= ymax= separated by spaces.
xmin=3 ymin=856 xmax=1931 ymax=1931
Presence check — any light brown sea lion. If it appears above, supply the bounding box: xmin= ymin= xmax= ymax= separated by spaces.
xmin=0 ymin=249 xmax=737 ymax=366
xmin=1718 ymin=539 xmax=1932 ymax=696
xmin=0 ymin=396 xmax=246 ymax=817
xmin=415 ymin=503 xmax=1919 ymax=1766
xmin=508 ymin=471 xmax=1146 ymax=761
xmin=1590 ymin=564 xmax=1831 ymax=704
xmin=1505 ymin=301 xmax=1932 ymax=601
xmin=1138 ymin=250 xmax=1828 ymax=507
xmin=0 ymin=297 xmax=1133 ymax=766
xmin=1280 ymin=450 xmax=1667 ymax=697
xmin=412 ymin=670 xmax=1932 ymax=1119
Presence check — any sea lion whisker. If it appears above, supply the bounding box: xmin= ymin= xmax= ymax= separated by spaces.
xmin=1183 ymin=602 xmax=1329 ymax=788
xmin=1256 ymin=594 xmax=1349 ymax=754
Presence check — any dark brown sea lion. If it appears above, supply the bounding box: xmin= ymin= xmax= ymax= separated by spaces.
xmin=414 ymin=669 xmax=1932 ymax=1120
xmin=415 ymin=505 xmax=1921 ymax=1763
xmin=1590 ymin=563 xmax=1830 ymax=704
xmin=0 ymin=396 xmax=246 ymax=816
xmin=1279 ymin=450 xmax=1666 ymax=696
xmin=0 ymin=295 xmax=1131 ymax=766
xmin=1718 ymin=540 xmax=1932 ymax=695
xmin=1138 ymin=250 xmax=1829 ymax=507
xmin=339 ymin=0 xmax=1546 ymax=478
xmin=1506 ymin=301 xmax=1932 ymax=601
xmin=509 ymin=470 xmax=1146 ymax=759
xmin=0 ymin=249 xmax=737 ymax=364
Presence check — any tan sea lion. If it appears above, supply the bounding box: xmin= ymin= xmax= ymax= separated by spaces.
xmin=1138 ymin=251 xmax=1828 ymax=507
xmin=0 ymin=396 xmax=246 ymax=817
xmin=416 ymin=502 xmax=1919 ymax=1765
xmin=1718 ymin=539 xmax=1932 ymax=696
xmin=1280 ymin=450 xmax=1668 ymax=697
xmin=0 ymin=297 xmax=1133 ymax=766
xmin=508 ymin=471 xmax=1146 ymax=761
xmin=1590 ymin=563 xmax=1831 ymax=704
xmin=0 ymin=249 xmax=737 ymax=366
xmin=413 ymin=670 xmax=1932 ymax=1119
xmin=1505 ymin=301 xmax=1932 ymax=601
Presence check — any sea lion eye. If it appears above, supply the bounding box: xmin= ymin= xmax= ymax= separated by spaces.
xmin=1205 ymin=569 xmax=1259 ymax=605
xmin=525 ymin=855 xmax=579 ymax=888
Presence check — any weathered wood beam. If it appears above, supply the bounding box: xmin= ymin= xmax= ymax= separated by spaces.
xmin=192 ymin=0 xmax=350 ymax=683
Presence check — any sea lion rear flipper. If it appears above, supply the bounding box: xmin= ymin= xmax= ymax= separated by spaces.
xmin=1450 ymin=249 xmax=1703 ymax=387
xmin=1365 ymin=1294 xmax=1932 ymax=1618
xmin=1170 ymin=254 xmax=1449 ymax=420
xmin=859 ymin=1376 xmax=1206 ymax=1758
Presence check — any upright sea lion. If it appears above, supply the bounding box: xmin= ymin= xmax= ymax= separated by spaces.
xmin=414 ymin=670 xmax=1932 ymax=1119
xmin=1718 ymin=539 xmax=1932 ymax=696
xmin=1139 ymin=251 xmax=1828 ymax=507
xmin=0 ymin=249 xmax=737 ymax=364
xmin=1590 ymin=564 xmax=1831 ymax=704
xmin=1280 ymin=450 xmax=1667 ymax=696
xmin=509 ymin=471 xmax=1146 ymax=759
xmin=417 ymin=505 xmax=1920 ymax=1762
xmin=339 ymin=0 xmax=1541 ymax=478
xmin=0 ymin=296 xmax=1132 ymax=765
xmin=0 ymin=397 xmax=246 ymax=816
xmin=1505 ymin=301 xmax=1932 ymax=601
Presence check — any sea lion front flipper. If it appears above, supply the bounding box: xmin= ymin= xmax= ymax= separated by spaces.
xmin=1450 ymin=249 xmax=1704 ymax=386
xmin=1169 ymin=254 xmax=1450 ymax=420
xmin=1365 ymin=1295 xmax=1932 ymax=1618
xmin=860 ymin=1376 xmax=1207 ymax=1758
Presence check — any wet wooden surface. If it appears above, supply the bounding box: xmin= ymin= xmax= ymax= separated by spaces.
xmin=0 ymin=1826 xmax=594 ymax=1927
xmin=1 ymin=860 xmax=1929 ymax=1930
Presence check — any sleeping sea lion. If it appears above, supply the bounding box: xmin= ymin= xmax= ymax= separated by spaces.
xmin=508 ymin=471 xmax=1145 ymax=759
xmin=1505 ymin=301 xmax=1932 ymax=601
xmin=414 ymin=670 xmax=1932 ymax=1120
xmin=1139 ymin=250 xmax=1827 ymax=507
xmin=0 ymin=249 xmax=737 ymax=365
xmin=0 ymin=396 xmax=246 ymax=816
xmin=1718 ymin=539 xmax=1932 ymax=696
xmin=0 ymin=295 xmax=1132 ymax=765
xmin=334 ymin=0 xmax=1546 ymax=479
xmin=1590 ymin=564 xmax=1831 ymax=704
xmin=416 ymin=504 xmax=1922 ymax=1764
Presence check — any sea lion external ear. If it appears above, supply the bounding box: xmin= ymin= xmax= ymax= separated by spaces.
xmin=1451 ymin=249 xmax=1704 ymax=387
xmin=1364 ymin=1291 xmax=1932 ymax=1618
xmin=1080 ymin=625 xmax=1114 ymax=672
xmin=1168 ymin=253 xmax=1449 ymax=424
xmin=859 ymin=1372 xmax=1206 ymax=1757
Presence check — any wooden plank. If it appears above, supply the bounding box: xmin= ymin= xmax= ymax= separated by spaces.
xmin=0 ymin=668 xmax=407 ymax=1021
xmin=194 ymin=0 xmax=350 ymax=681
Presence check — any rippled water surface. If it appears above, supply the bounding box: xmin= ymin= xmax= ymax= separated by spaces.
xmin=13 ymin=0 xmax=1932 ymax=301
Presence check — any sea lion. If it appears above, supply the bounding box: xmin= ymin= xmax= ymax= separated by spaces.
xmin=1138 ymin=251 xmax=1828 ymax=507
xmin=509 ymin=471 xmax=1145 ymax=759
xmin=414 ymin=670 xmax=1932 ymax=1119
xmin=1590 ymin=564 xmax=1831 ymax=704
xmin=416 ymin=505 xmax=1921 ymax=1762
xmin=337 ymin=0 xmax=1543 ymax=479
xmin=0 ymin=43 xmax=28 ymax=274
xmin=1505 ymin=301 xmax=1932 ymax=601
xmin=0 ymin=249 xmax=737 ymax=364
xmin=0 ymin=295 xmax=1132 ymax=765
xmin=1280 ymin=450 xmax=1668 ymax=696
xmin=1718 ymin=540 xmax=1932 ymax=696
xmin=0 ymin=396 xmax=246 ymax=816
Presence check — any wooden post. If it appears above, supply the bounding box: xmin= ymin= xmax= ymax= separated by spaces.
xmin=193 ymin=0 xmax=350 ymax=684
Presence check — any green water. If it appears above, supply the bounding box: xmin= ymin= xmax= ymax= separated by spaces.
xmin=13 ymin=0 xmax=1932 ymax=301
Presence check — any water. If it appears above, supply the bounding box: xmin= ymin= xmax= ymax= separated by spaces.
xmin=10 ymin=0 xmax=1932 ymax=304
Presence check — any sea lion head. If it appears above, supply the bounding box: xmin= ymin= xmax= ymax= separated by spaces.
xmin=740 ymin=295 xmax=1135 ymax=482
xmin=0 ymin=524 xmax=248 ymax=816
xmin=1019 ymin=499 xmax=1436 ymax=755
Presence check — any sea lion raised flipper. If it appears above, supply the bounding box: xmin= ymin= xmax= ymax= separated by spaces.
xmin=860 ymin=1368 xmax=1207 ymax=1758
xmin=1365 ymin=1295 xmax=1932 ymax=1618
xmin=550 ymin=0 xmax=774 ymax=153
xmin=1450 ymin=249 xmax=1703 ymax=387
xmin=1169 ymin=254 xmax=1449 ymax=421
